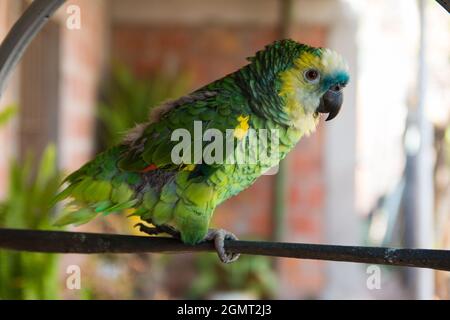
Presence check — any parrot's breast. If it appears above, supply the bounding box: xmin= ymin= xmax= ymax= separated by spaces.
xmin=211 ymin=122 xmax=304 ymax=203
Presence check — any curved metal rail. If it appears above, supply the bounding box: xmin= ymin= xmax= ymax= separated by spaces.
xmin=0 ymin=0 xmax=66 ymax=97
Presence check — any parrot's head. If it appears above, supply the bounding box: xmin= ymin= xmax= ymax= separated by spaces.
xmin=276 ymin=41 xmax=349 ymax=129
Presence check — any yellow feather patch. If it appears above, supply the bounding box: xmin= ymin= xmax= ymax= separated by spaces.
xmin=234 ymin=115 xmax=250 ymax=140
xmin=183 ymin=164 xmax=196 ymax=172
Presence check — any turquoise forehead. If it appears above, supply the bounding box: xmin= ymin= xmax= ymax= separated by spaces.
xmin=321 ymin=71 xmax=350 ymax=91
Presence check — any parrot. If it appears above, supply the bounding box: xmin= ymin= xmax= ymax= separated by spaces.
xmin=53 ymin=39 xmax=349 ymax=263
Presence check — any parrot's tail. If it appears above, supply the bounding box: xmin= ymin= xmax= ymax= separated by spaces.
xmin=51 ymin=145 xmax=144 ymax=227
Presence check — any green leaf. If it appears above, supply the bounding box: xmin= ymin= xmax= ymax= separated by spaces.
xmin=0 ymin=142 xmax=64 ymax=299
xmin=0 ymin=104 xmax=17 ymax=127
xmin=35 ymin=144 xmax=57 ymax=188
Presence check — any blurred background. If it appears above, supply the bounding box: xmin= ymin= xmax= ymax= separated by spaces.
xmin=0 ymin=0 xmax=449 ymax=299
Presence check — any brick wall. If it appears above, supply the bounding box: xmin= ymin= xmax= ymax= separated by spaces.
xmin=112 ymin=20 xmax=327 ymax=298
xmin=54 ymin=0 xmax=108 ymax=298
xmin=0 ymin=0 xmax=107 ymax=194
xmin=58 ymin=0 xmax=108 ymax=171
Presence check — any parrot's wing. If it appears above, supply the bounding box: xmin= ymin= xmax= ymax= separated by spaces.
xmin=117 ymin=88 xmax=249 ymax=176
xmin=52 ymin=85 xmax=251 ymax=228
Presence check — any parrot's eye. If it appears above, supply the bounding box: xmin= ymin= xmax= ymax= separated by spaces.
xmin=304 ymin=69 xmax=320 ymax=83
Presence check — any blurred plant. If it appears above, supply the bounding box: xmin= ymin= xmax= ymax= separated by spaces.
xmin=97 ymin=63 xmax=191 ymax=148
xmin=0 ymin=145 xmax=66 ymax=299
xmin=188 ymin=253 xmax=277 ymax=299
xmin=0 ymin=104 xmax=17 ymax=127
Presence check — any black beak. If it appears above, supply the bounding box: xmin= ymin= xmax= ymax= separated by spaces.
xmin=316 ymin=84 xmax=344 ymax=121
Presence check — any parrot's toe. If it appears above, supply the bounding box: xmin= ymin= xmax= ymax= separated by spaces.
xmin=134 ymin=223 xmax=159 ymax=235
xmin=135 ymin=222 xmax=181 ymax=239
xmin=205 ymin=229 xmax=240 ymax=264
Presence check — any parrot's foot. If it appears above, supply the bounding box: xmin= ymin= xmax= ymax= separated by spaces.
xmin=204 ymin=229 xmax=240 ymax=264
xmin=134 ymin=223 xmax=181 ymax=239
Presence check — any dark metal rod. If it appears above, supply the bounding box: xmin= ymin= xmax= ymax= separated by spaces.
xmin=0 ymin=0 xmax=66 ymax=97
xmin=435 ymin=0 xmax=450 ymax=13
xmin=0 ymin=228 xmax=449 ymax=271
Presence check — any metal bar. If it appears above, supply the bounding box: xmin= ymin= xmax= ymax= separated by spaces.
xmin=0 ymin=228 xmax=449 ymax=271
xmin=0 ymin=0 xmax=66 ymax=98
xmin=413 ymin=0 xmax=434 ymax=299
xmin=435 ymin=0 xmax=450 ymax=13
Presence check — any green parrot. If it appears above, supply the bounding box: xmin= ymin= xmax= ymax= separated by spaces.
xmin=53 ymin=39 xmax=349 ymax=263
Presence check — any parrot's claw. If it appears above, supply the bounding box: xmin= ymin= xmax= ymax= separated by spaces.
xmin=134 ymin=223 xmax=159 ymax=235
xmin=204 ymin=229 xmax=240 ymax=264
xmin=134 ymin=223 xmax=181 ymax=239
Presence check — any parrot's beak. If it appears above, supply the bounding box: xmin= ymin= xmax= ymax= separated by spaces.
xmin=316 ymin=85 xmax=344 ymax=121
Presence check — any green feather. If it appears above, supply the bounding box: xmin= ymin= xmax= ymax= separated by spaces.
xmin=152 ymin=201 xmax=175 ymax=225
xmin=160 ymin=182 xmax=178 ymax=203
xmin=93 ymin=200 xmax=113 ymax=213
xmin=103 ymin=199 xmax=139 ymax=214
xmin=72 ymin=178 xmax=94 ymax=202
xmin=143 ymin=188 xmax=158 ymax=207
xmin=50 ymin=184 xmax=75 ymax=206
xmin=54 ymin=208 xmax=98 ymax=227
xmin=83 ymin=180 xmax=112 ymax=202
xmin=111 ymin=183 xmax=134 ymax=204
